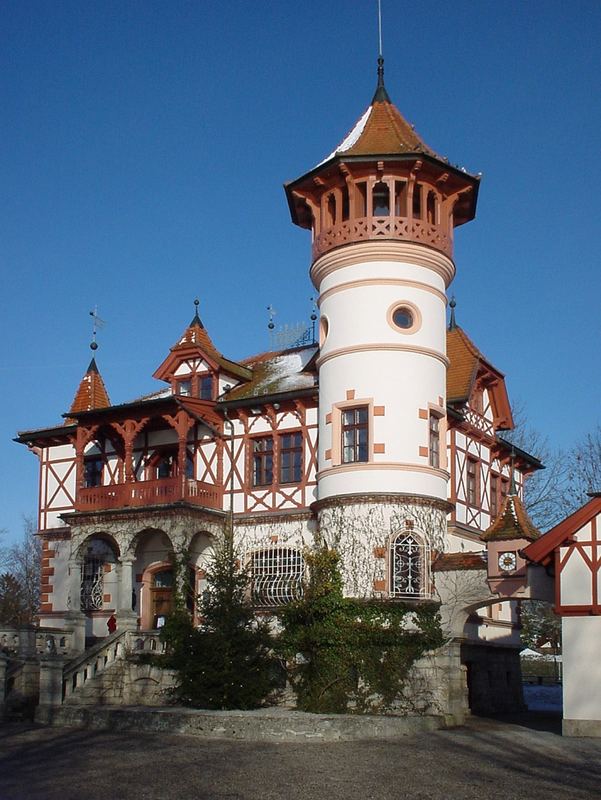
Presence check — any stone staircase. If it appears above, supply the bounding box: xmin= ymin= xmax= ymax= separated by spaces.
xmin=61 ymin=630 xmax=176 ymax=706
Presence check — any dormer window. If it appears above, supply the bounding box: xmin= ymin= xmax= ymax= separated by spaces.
xmin=199 ymin=375 xmax=213 ymax=400
xmin=176 ymin=379 xmax=191 ymax=396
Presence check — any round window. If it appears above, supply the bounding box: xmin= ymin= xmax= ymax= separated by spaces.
xmin=392 ymin=306 xmax=414 ymax=330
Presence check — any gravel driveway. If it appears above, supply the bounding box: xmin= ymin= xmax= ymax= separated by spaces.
xmin=1 ymin=713 xmax=599 ymax=800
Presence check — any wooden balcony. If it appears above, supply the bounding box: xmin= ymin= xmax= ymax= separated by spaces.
xmin=75 ymin=477 xmax=222 ymax=512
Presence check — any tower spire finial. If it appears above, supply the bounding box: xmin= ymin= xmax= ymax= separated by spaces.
xmin=190 ymin=297 xmax=203 ymax=327
xmin=372 ymin=1 xmax=390 ymax=103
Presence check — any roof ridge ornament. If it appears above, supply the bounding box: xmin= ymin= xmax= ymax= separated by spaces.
xmin=89 ymin=305 xmax=105 ymax=352
xmin=190 ymin=297 xmax=204 ymax=328
xmin=448 ymin=296 xmax=457 ymax=330
xmin=372 ymin=1 xmax=390 ymax=103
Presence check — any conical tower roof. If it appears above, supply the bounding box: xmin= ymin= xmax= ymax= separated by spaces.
xmin=481 ymin=492 xmax=540 ymax=543
xmin=68 ymin=358 xmax=111 ymax=416
xmin=318 ymin=58 xmax=439 ymax=165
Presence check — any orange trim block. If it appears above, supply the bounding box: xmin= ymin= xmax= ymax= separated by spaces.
xmin=418 ymin=409 xmax=428 ymax=419
xmin=373 ymin=579 xmax=386 ymax=592
xmin=373 ymin=406 xmax=385 ymax=416
xmin=419 ymin=446 xmax=429 ymax=457
xmin=374 ymin=443 xmax=386 ymax=454
xmin=345 ymin=390 xmax=356 ymax=400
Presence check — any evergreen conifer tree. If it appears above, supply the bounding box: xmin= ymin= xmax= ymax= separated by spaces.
xmin=161 ymin=526 xmax=276 ymax=709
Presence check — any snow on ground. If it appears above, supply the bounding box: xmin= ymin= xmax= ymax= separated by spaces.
xmin=523 ymin=683 xmax=563 ymax=712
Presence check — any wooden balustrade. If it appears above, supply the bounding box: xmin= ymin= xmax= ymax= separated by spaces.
xmin=76 ymin=477 xmax=222 ymax=512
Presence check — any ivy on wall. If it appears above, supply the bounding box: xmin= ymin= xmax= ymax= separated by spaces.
xmin=277 ymin=546 xmax=443 ymax=714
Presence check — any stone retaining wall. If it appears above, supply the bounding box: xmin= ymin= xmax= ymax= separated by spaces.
xmin=40 ymin=705 xmax=445 ymax=741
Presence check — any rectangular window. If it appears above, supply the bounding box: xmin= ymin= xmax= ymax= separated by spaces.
xmin=252 ymin=437 xmax=274 ymax=487
xmin=176 ymin=379 xmax=191 ymax=396
xmin=199 ymin=375 xmax=213 ymax=400
xmin=490 ymin=473 xmax=499 ymax=518
xmin=467 ymin=459 xmax=478 ymax=506
xmin=429 ymin=414 xmax=440 ymax=468
xmin=341 ymin=406 xmax=369 ymax=464
xmin=83 ymin=457 xmax=103 ymax=488
xmin=279 ymin=432 xmax=303 ymax=484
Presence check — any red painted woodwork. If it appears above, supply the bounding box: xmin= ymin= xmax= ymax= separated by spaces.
xmin=75 ymin=476 xmax=222 ymax=512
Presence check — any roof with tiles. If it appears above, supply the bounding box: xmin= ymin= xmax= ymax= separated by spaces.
xmin=432 ymin=552 xmax=487 ymax=572
xmin=154 ymin=311 xmax=252 ymax=383
xmin=481 ymin=492 xmax=540 ymax=543
xmin=446 ymin=325 xmax=488 ymax=403
xmin=67 ymin=358 xmax=110 ymax=417
xmin=222 ymin=345 xmax=317 ymax=402
xmin=317 ymin=59 xmax=439 ymax=166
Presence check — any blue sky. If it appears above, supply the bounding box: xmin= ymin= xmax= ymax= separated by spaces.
xmin=2 ymin=1 xmax=600 ymax=543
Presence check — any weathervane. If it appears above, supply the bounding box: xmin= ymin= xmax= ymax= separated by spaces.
xmin=89 ymin=306 xmax=106 ymax=352
xmin=267 ymin=305 xmax=276 ymax=331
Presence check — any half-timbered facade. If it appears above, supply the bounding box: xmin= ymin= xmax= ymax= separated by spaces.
xmin=17 ymin=60 xmax=542 ymax=714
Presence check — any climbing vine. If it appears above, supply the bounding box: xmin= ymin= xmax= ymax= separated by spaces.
xmin=277 ymin=545 xmax=444 ymax=714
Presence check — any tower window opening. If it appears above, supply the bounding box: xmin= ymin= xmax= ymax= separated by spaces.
xmin=394 ymin=181 xmax=407 ymax=216
xmin=427 ymin=191 xmax=437 ymax=225
xmin=326 ymin=193 xmax=336 ymax=227
xmin=412 ymin=183 xmax=422 ymax=218
xmin=341 ymin=185 xmax=350 ymax=221
xmin=355 ymin=182 xmax=367 ymax=217
xmin=341 ymin=406 xmax=369 ymax=463
xmin=390 ymin=532 xmax=427 ymax=598
xmin=372 ymin=181 xmax=390 ymax=216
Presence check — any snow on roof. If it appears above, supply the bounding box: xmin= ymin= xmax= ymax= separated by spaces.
xmin=315 ymin=106 xmax=372 ymax=168
xmin=223 ymin=345 xmax=317 ymax=402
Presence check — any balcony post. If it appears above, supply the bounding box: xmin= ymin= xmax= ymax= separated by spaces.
xmin=65 ymin=558 xmax=86 ymax=652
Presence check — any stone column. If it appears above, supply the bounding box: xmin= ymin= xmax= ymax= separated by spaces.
xmin=35 ymin=655 xmax=65 ymax=724
xmin=65 ymin=558 xmax=86 ymax=652
xmin=118 ymin=557 xmax=138 ymax=631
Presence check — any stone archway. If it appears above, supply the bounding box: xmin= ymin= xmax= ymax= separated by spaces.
xmin=74 ymin=532 xmax=121 ymax=642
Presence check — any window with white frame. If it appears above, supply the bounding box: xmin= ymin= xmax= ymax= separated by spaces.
xmin=390 ymin=532 xmax=428 ymax=598
xmin=250 ymin=547 xmax=304 ymax=607
xmin=341 ymin=406 xmax=369 ymax=463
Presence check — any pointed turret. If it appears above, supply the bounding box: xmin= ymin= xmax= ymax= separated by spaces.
xmin=286 ymin=58 xmax=480 ymax=267
xmin=68 ymin=357 xmax=111 ymax=416
xmin=153 ymin=300 xmax=251 ymax=394
xmin=481 ymin=491 xmax=540 ymax=544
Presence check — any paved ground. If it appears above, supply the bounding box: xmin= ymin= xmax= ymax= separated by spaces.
xmin=1 ymin=712 xmax=600 ymax=800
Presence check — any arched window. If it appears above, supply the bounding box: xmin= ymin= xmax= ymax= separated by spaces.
xmin=390 ymin=532 xmax=427 ymax=598
xmin=250 ymin=547 xmax=304 ymax=607
xmin=372 ymin=181 xmax=390 ymax=216
xmin=80 ymin=539 xmax=117 ymax=611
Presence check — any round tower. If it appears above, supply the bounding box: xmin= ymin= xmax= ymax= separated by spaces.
xmin=285 ymin=60 xmax=480 ymax=599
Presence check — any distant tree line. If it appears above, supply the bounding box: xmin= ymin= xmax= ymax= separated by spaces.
xmin=0 ymin=517 xmax=41 ymax=626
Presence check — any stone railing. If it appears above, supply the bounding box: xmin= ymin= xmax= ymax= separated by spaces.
xmin=0 ymin=626 xmax=74 ymax=658
xmin=76 ymin=476 xmax=222 ymax=512
xmin=313 ymin=215 xmax=453 ymax=260
xmin=61 ymin=629 xmax=166 ymax=702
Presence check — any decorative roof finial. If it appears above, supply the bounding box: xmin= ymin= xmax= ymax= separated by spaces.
xmin=190 ymin=297 xmax=203 ymax=327
xmin=89 ymin=306 xmax=105 ymax=352
xmin=310 ymin=297 xmax=318 ymax=344
xmin=372 ymin=1 xmax=390 ymax=103
xmin=267 ymin=305 xmax=276 ymax=331
xmin=448 ymin=296 xmax=457 ymax=330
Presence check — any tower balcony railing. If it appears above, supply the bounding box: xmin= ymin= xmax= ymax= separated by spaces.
xmin=75 ymin=476 xmax=222 ymax=512
xmin=312 ymin=215 xmax=452 ymax=261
